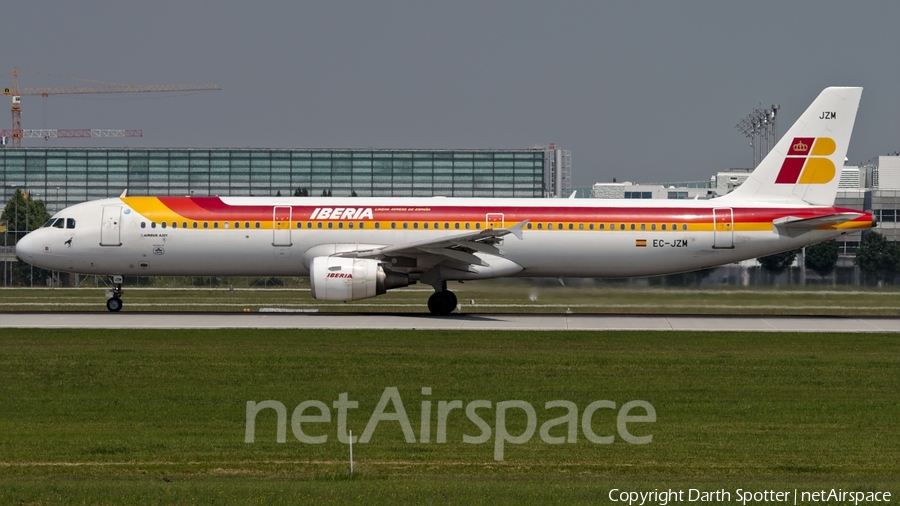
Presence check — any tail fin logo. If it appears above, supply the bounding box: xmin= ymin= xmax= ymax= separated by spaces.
xmin=775 ymin=137 xmax=836 ymax=184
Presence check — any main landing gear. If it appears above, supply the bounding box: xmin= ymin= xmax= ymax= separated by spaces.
xmin=106 ymin=275 xmax=124 ymax=312
xmin=427 ymin=288 xmax=457 ymax=315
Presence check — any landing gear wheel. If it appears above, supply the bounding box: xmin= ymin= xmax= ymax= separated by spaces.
xmin=106 ymin=297 xmax=123 ymax=312
xmin=427 ymin=290 xmax=457 ymax=315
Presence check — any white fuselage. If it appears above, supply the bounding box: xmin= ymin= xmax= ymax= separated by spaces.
xmin=16 ymin=196 xmax=871 ymax=281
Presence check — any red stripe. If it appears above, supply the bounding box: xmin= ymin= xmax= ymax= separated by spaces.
xmin=147 ymin=198 xmax=870 ymax=225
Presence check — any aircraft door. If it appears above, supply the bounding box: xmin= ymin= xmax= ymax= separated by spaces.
xmin=712 ymin=208 xmax=734 ymax=249
xmin=273 ymin=206 xmax=292 ymax=247
xmin=100 ymin=205 xmax=122 ymax=247
xmin=486 ymin=213 xmax=504 ymax=229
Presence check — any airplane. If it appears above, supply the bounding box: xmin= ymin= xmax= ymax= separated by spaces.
xmin=15 ymin=87 xmax=874 ymax=314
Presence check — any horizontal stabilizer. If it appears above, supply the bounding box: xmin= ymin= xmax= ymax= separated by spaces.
xmin=773 ymin=212 xmax=864 ymax=229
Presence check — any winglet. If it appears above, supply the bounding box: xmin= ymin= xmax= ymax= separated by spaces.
xmin=505 ymin=220 xmax=528 ymax=240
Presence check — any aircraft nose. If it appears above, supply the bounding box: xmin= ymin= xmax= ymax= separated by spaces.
xmin=15 ymin=232 xmax=36 ymax=261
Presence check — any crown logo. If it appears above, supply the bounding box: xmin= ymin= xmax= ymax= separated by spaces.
xmin=792 ymin=140 xmax=809 ymax=152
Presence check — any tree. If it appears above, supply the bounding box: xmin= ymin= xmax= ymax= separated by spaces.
xmin=855 ymin=231 xmax=900 ymax=281
xmin=293 ymin=187 xmax=309 ymax=197
xmin=757 ymin=249 xmax=798 ymax=274
xmin=321 ymin=189 xmax=332 ymax=197
xmin=275 ymin=190 xmax=282 ymax=197
xmin=2 ymin=190 xmax=52 ymax=286
xmin=349 ymin=189 xmax=358 ymax=197
xmin=805 ymin=240 xmax=839 ymax=276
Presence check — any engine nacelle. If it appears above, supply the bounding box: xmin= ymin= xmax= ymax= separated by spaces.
xmin=310 ymin=257 xmax=409 ymax=301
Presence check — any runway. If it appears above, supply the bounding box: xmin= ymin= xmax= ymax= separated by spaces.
xmin=2 ymin=313 xmax=900 ymax=332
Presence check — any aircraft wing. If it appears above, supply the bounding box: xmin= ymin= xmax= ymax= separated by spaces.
xmin=336 ymin=220 xmax=528 ymax=271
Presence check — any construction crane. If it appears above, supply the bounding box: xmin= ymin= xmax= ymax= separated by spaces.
xmin=3 ymin=67 xmax=220 ymax=147
xmin=0 ymin=129 xmax=142 ymax=139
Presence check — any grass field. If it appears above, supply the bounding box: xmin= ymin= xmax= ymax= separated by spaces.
xmin=0 ymin=329 xmax=898 ymax=504
xmin=3 ymin=280 xmax=900 ymax=315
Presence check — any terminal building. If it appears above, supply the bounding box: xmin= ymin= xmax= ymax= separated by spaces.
xmin=0 ymin=146 xmax=573 ymax=213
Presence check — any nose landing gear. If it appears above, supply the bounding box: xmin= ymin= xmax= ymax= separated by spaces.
xmin=106 ymin=275 xmax=124 ymax=312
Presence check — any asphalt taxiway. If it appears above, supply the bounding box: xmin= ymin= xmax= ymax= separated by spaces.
xmin=1 ymin=313 xmax=899 ymax=332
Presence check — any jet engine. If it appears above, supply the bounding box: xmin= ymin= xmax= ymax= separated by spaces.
xmin=309 ymin=257 xmax=409 ymax=301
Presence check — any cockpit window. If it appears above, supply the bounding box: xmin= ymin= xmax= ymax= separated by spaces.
xmin=66 ymin=218 xmax=76 ymax=229
xmin=43 ymin=218 xmax=58 ymax=228
xmin=53 ymin=219 xmax=65 ymax=228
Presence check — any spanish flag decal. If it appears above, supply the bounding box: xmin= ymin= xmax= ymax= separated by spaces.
xmin=635 ymin=239 xmax=647 ymax=247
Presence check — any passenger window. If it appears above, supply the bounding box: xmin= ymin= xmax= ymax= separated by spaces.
xmin=597 ymin=224 xmax=603 ymax=230
xmin=527 ymin=223 xmax=533 ymax=230
xmin=682 ymin=224 xmax=688 ymax=231
xmin=640 ymin=224 xmax=645 ymax=231
xmin=141 ymin=222 xmax=146 ymax=229
xmin=444 ymin=223 xmax=449 ymax=229
xmin=579 ymin=223 xmax=584 ymax=230
xmin=183 ymin=222 xmax=188 ymax=228
xmin=403 ymin=222 xmax=408 ymax=229
xmin=255 ymin=222 xmax=260 ymax=229
xmin=391 ymin=222 xmax=396 ymax=229
xmin=671 ymin=224 xmax=676 ymax=231
xmin=317 ymin=222 xmax=323 ymax=229
xmin=455 ymin=223 xmax=460 ymax=229
xmin=651 ymin=224 xmax=656 ymax=231
xmin=475 ymin=223 xmax=481 ymax=229
xmin=245 ymin=222 xmax=250 ymax=229
xmin=339 ymin=222 xmax=344 ymax=229
xmin=630 ymin=224 xmax=635 ymax=230
xmin=161 ymin=222 xmax=167 ymax=229
xmin=374 ymin=222 xmax=380 ymax=229
xmin=203 ymin=222 xmax=208 ymax=229
xmin=213 ymin=222 xmax=219 ymax=229
xmin=558 ymin=223 xmax=563 ymax=230
xmin=465 ymin=223 xmax=471 ymax=229
xmin=569 ymin=223 xmax=574 ymax=230
xmin=172 ymin=222 xmax=178 ymax=229
xmin=619 ymin=224 xmax=625 ymax=230
xmin=235 ymin=222 xmax=241 ymax=229
xmin=537 ymin=223 xmax=543 ymax=230
xmin=307 ymin=222 xmax=312 ymax=229
xmin=348 ymin=222 xmax=353 ymax=229
xmin=192 ymin=222 xmax=198 ymax=229
xmin=434 ymin=222 xmax=439 ymax=229
xmin=359 ymin=223 xmax=365 ymax=229
xmin=328 ymin=222 xmax=333 ymax=229
xmin=224 ymin=222 xmax=230 ymax=229
xmin=662 ymin=224 xmax=666 ymax=231
xmin=423 ymin=222 xmax=428 ymax=229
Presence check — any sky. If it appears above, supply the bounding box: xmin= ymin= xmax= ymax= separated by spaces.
xmin=2 ymin=1 xmax=899 ymax=187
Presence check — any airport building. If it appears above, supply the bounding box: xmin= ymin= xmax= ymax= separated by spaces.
xmin=0 ymin=146 xmax=573 ymax=213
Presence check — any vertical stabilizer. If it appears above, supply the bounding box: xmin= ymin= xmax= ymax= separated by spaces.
xmin=722 ymin=87 xmax=862 ymax=206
